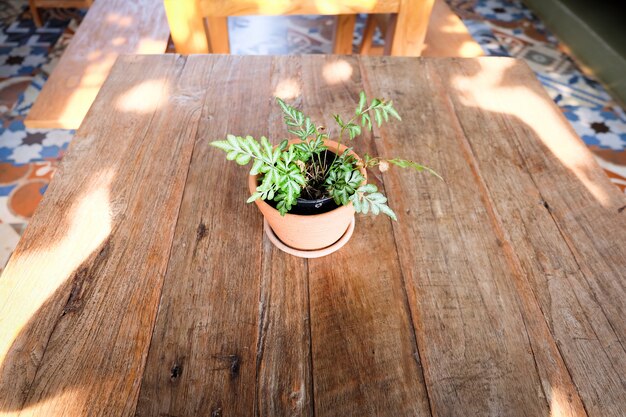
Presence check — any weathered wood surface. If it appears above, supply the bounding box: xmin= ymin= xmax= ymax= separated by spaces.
xmin=24 ymin=0 xmax=170 ymax=129
xmin=0 ymin=54 xmax=201 ymax=415
xmin=361 ymin=57 xmax=587 ymax=417
xmin=300 ymin=55 xmax=432 ymax=416
xmin=135 ymin=56 xmax=272 ymax=417
xmin=434 ymin=57 xmax=626 ymax=417
xmin=1 ymin=55 xmax=624 ymax=417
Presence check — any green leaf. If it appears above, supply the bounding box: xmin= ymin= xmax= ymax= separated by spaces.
xmin=388 ymin=158 xmax=443 ymax=180
xmin=350 ymin=185 xmax=397 ymax=220
xmin=235 ymin=153 xmax=251 ymax=165
xmin=361 ymin=198 xmax=369 ymax=214
xmin=227 ymin=134 xmax=239 ymax=148
xmin=386 ymin=104 xmax=401 ymax=120
xmin=380 ymin=204 xmax=397 ymax=221
xmin=333 ymin=114 xmax=344 ymax=128
xmin=358 ymin=183 xmax=377 ymax=193
xmin=209 ymin=140 xmax=233 ymax=152
xmin=246 ymin=192 xmax=262 ymax=203
xmin=249 ymin=159 xmax=264 ymax=175
xmin=358 ymin=91 xmax=367 ymax=113
xmin=374 ymin=108 xmax=383 ymax=127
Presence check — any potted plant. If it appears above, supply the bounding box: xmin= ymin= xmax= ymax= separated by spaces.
xmin=210 ymin=92 xmax=440 ymax=256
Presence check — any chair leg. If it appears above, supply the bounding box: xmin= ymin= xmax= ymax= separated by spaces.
xmin=29 ymin=0 xmax=43 ymax=27
xmin=206 ymin=16 xmax=230 ymax=54
xmin=390 ymin=0 xmax=435 ymax=56
xmin=333 ymin=14 xmax=356 ymax=55
xmin=163 ymin=0 xmax=210 ymax=54
xmin=383 ymin=14 xmax=397 ymax=56
xmin=359 ymin=15 xmax=377 ymax=55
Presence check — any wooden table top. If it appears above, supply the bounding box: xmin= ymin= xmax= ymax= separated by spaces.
xmin=1 ymin=55 xmax=625 ymax=417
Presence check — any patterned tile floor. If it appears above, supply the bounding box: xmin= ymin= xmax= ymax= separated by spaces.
xmin=0 ymin=0 xmax=625 ymax=270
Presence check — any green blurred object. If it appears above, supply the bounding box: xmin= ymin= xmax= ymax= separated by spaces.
xmin=523 ymin=0 xmax=626 ymax=106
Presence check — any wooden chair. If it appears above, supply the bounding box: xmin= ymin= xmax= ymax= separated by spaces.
xmin=163 ymin=0 xmax=435 ymax=56
xmin=28 ymin=0 xmax=93 ymax=27
xmin=360 ymin=0 xmax=484 ymax=57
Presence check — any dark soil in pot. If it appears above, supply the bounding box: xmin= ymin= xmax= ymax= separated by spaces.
xmin=267 ymin=195 xmax=339 ymax=215
xmin=265 ymin=148 xmax=342 ymax=215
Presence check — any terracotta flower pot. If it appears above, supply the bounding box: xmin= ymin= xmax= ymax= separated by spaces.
xmin=248 ymin=139 xmax=366 ymax=251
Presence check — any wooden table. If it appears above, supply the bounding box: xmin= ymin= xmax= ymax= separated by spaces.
xmin=1 ymin=55 xmax=625 ymax=417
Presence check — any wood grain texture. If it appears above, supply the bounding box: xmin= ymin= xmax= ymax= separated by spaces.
xmin=0 ymin=54 xmax=200 ymax=416
xmin=361 ymin=57 xmax=556 ymax=416
xmin=135 ymin=56 xmax=271 ymax=417
xmin=253 ymin=56 xmax=315 ymax=417
xmin=300 ymin=55 xmax=432 ymax=416
xmin=435 ymin=58 xmax=626 ymax=416
xmin=25 ymin=0 xmax=170 ymax=129
xmin=2 ymin=55 xmax=624 ymax=417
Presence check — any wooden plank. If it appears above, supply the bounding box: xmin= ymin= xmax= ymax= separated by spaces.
xmin=135 ymin=56 xmax=272 ymax=417
xmin=333 ymin=15 xmax=356 ymax=55
xmin=360 ymin=57 xmax=560 ymax=415
xmin=25 ymin=0 xmax=170 ymax=129
xmin=390 ymin=0 xmax=435 ymax=56
xmin=300 ymin=55 xmax=432 ymax=416
xmin=0 ymin=54 xmax=201 ymax=416
xmin=254 ymin=56 xmax=314 ymax=417
xmin=199 ymin=0 xmax=400 ymax=17
xmin=437 ymin=58 xmax=626 ymax=416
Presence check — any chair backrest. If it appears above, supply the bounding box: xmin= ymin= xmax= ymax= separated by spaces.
xmin=163 ymin=0 xmax=435 ymax=56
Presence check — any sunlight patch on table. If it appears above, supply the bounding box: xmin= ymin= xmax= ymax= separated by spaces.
xmin=0 ymin=171 xmax=114 ymax=369
xmin=116 ymin=79 xmax=169 ymax=114
xmin=451 ymin=59 xmax=612 ymax=207
xmin=105 ymin=12 xmax=132 ymax=27
xmin=274 ymin=78 xmax=301 ymax=100
xmin=11 ymin=387 xmax=83 ymax=417
xmin=549 ymin=385 xmax=575 ymax=417
xmin=323 ymin=59 xmax=353 ymax=85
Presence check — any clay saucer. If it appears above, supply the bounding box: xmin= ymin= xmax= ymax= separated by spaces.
xmin=263 ymin=218 xmax=355 ymax=258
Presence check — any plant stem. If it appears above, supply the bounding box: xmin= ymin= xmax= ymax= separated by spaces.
xmin=329 ymin=103 xmax=378 ymax=168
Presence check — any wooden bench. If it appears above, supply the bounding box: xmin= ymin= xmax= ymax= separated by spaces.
xmin=25 ymin=0 xmax=479 ymax=130
xmin=29 ymin=0 xmax=93 ymax=27
xmin=24 ymin=0 xmax=171 ymax=129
